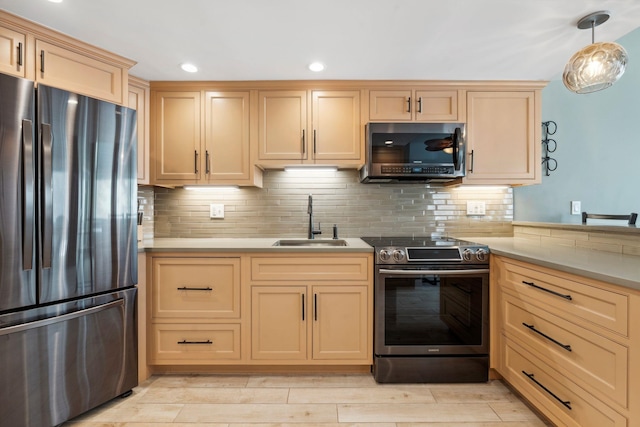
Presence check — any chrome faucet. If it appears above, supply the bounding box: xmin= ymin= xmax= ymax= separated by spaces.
xmin=307 ymin=194 xmax=322 ymax=239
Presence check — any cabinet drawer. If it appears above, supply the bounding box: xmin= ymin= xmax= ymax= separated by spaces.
xmin=152 ymin=257 xmax=240 ymax=318
xmin=502 ymin=292 xmax=628 ymax=407
xmin=502 ymin=338 xmax=627 ymax=427
xmin=151 ymin=324 xmax=240 ymax=363
xmin=500 ymin=259 xmax=628 ymax=336
xmin=251 ymin=256 xmax=369 ymax=281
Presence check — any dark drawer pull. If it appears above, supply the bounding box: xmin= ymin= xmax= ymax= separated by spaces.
xmin=522 ymin=280 xmax=572 ymax=301
xmin=522 ymin=370 xmax=572 ymax=410
xmin=177 ymin=286 xmax=213 ymax=291
xmin=178 ymin=339 xmax=212 ymax=345
xmin=522 ymin=322 xmax=572 ymax=352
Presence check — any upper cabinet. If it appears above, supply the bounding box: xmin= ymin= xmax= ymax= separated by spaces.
xmin=257 ymin=89 xmax=363 ymax=168
xmin=128 ymin=76 xmax=150 ymax=185
xmin=0 ymin=25 xmax=26 ymax=77
xmin=463 ymin=90 xmax=541 ymax=185
xmin=369 ymin=89 xmax=464 ymax=122
xmin=0 ymin=11 xmax=134 ymax=104
xmin=150 ymin=86 xmax=262 ymax=187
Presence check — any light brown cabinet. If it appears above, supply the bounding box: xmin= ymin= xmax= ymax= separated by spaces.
xmin=492 ymin=255 xmax=640 ymax=427
xmin=0 ymin=11 xmax=134 ymax=104
xmin=250 ymin=254 xmax=372 ymax=365
xmin=148 ymin=256 xmax=242 ymax=365
xmin=257 ymin=89 xmax=363 ymax=167
xmin=464 ymin=90 xmax=541 ymax=185
xmin=369 ymin=89 xmax=463 ymax=122
xmin=128 ymin=76 xmax=150 ymax=185
xmin=0 ymin=25 xmax=26 ymax=77
xmin=150 ymin=88 xmax=261 ymax=186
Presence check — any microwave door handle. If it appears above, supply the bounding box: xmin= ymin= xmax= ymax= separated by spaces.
xmin=452 ymin=128 xmax=460 ymax=171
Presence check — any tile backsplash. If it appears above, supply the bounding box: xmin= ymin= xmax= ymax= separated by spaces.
xmin=139 ymin=170 xmax=513 ymax=239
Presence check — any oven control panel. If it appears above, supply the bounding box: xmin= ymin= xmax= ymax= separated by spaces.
xmin=375 ymin=245 xmax=490 ymax=265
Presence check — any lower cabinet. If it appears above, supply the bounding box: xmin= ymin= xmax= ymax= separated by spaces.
xmin=492 ymin=255 xmax=640 ymax=427
xmin=146 ymin=252 xmax=373 ymax=368
xmin=251 ymin=285 xmax=369 ymax=362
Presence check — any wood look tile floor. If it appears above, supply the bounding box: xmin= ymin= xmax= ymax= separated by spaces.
xmin=62 ymin=374 xmax=552 ymax=426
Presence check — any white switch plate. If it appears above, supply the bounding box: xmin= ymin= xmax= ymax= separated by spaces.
xmin=571 ymin=201 xmax=581 ymax=215
xmin=466 ymin=201 xmax=486 ymax=216
xmin=209 ymin=204 xmax=224 ymax=219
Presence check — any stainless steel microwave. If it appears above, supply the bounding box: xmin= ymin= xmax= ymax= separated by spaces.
xmin=360 ymin=122 xmax=466 ymax=183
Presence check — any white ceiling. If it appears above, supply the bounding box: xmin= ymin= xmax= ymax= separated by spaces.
xmin=2 ymin=0 xmax=640 ymax=82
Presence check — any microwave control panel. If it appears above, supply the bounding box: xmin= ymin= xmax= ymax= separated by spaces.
xmin=381 ymin=165 xmax=454 ymax=175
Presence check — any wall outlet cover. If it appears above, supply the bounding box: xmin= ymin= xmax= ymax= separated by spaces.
xmin=210 ymin=204 xmax=224 ymax=219
xmin=466 ymin=201 xmax=486 ymax=216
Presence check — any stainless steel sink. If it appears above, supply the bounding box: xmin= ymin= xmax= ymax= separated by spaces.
xmin=272 ymin=239 xmax=348 ymax=247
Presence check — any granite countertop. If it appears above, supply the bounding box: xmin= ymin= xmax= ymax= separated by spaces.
xmin=468 ymin=236 xmax=640 ymax=292
xmin=139 ymin=237 xmax=374 ymax=253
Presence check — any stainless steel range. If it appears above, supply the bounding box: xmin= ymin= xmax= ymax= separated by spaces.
xmin=361 ymin=236 xmax=490 ymax=383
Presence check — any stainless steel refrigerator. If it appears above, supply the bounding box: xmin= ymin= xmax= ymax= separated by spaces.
xmin=0 ymin=73 xmax=138 ymax=427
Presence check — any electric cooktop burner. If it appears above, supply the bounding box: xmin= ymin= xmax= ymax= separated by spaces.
xmin=360 ymin=236 xmax=490 ymax=265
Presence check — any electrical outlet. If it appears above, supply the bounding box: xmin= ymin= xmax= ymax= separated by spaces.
xmin=209 ymin=204 xmax=224 ymax=219
xmin=466 ymin=201 xmax=486 ymax=216
xmin=571 ymin=201 xmax=581 ymax=215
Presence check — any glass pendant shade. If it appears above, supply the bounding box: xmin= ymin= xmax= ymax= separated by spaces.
xmin=563 ymin=41 xmax=628 ymax=93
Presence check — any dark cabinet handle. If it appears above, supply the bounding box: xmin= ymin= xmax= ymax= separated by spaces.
xmin=205 ymin=150 xmax=210 ymax=174
xmin=522 ymin=281 xmax=572 ymax=301
xmin=522 ymin=323 xmax=572 ymax=352
xmin=301 ymin=294 xmax=305 ymax=321
xmin=417 ymin=97 xmax=422 ymax=113
xmin=17 ymin=42 xmax=23 ymax=66
xmin=40 ymin=50 xmax=45 ymax=73
xmin=194 ymin=150 xmax=199 ymax=174
xmin=178 ymin=339 xmax=213 ymax=345
xmin=314 ymin=293 xmax=318 ymax=321
xmin=313 ymin=130 xmax=317 ymax=155
xmin=469 ymin=149 xmax=474 ymax=173
xmin=522 ymin=371 xmax=572 ymax=410
xmin=302 ymin=129 xmax=306 ymax=155
xmin=177 ymin=286 xmax=213 ymax=291
xmin=406 ymin=96 xmax=411 ymax=113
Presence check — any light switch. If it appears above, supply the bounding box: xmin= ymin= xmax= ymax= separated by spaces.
xmin=210 ymin=204 xmax=224 ymax=219
xmin=571 ymin=201 xmax=581 ymax=215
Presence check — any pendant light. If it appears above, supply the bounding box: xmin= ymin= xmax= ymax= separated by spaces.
xmin=562 ymin=11 xmax=628 ymax=94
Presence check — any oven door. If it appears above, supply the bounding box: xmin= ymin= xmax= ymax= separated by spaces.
xmin=375 ymin=265 xmax=489 ymax=356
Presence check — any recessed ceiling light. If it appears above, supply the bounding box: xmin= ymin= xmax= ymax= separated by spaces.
xmin=48 ymin=0 xmax=63 ymax=3
xmin=308 ymin=62 xmax=325 ymax=72
xmin=180 ymin=63 xmax=198 ymax=73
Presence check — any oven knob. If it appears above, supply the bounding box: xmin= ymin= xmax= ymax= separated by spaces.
xmin=379 ymin=250 xmax=392 ymax=262
xmin=475 ymin=248 xmax=488 ymax=262
xmin=392 ymin=249 xmax=405 ymax=262
xmin=462 ymin=248 xmax=474 ymax=261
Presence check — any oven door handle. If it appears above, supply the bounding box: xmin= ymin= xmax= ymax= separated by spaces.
xmin=379 ymin=268 xmax=489 ymax=275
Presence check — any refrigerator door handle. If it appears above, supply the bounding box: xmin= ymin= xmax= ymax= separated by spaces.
xmin=41 ymin=123 xmax=53 ymax=269
xmin=22 ymin=119 xmax=35 ymax=271
xmin=0 ymin=298 xmax=124 ymax=337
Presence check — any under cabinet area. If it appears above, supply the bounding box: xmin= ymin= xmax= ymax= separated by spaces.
xmin=491 ymin=255 xmax=640 ymax=427
xmin=145 ymin=251 xmax=373 ymax=370
xmin=368 ymin=88 xmax=464 ymax=122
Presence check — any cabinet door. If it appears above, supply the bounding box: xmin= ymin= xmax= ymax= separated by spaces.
xmin=128 ymin=78 xmax=150 ymax=185
xmin=312 ymin=90 xmax=362 ymax=161
xmin=0 ymin=26 xmax=25 ymax=77
xmin=312 ymin=285 xmax=369 ymax=360
xmin=369 ymin=90 xmax=412 ymax=121
xmin=152 ymin=91 xmax=201 ymax=183
xmin=251 ymin=286 xmax=307 ymax=360
xmin=258 ymin=90 xmax=307 ymax=160
xmin=415 ymin=90 xmax=460 ymax=121
xmin=204 ymin=91 xmax=251 ymax=181
xmin=35 ymin=39 xmax=125 ymax=104
xmin=464 ymin=91 xmax=540 ymax=184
